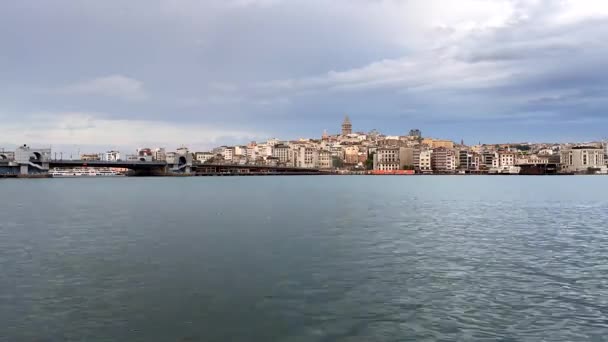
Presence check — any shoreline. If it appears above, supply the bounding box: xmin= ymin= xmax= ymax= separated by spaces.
xmin=4 ymin=173 xmax=605 ymax=179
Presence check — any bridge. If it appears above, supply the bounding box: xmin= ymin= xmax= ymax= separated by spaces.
xmin=1 ymin=145 xmax=322 ymax=177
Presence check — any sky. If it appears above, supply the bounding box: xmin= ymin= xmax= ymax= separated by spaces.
xmin=1 ymin=0 xmax=608 ymax=153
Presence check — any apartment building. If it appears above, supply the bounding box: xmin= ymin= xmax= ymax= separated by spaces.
xmin=560 ymin=147 xmax=606 ymax=173
xmin=431 ymin=147 xmax=456 ymax=172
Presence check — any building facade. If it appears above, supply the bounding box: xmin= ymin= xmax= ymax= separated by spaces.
xmin=374 ymin=147 xmax=400 ymax=171
xmin=422 ymin=138 xmax=455 ymax=149
xmin=319 ymin=150 xmax=332 ymax=169
xmin=195 ymin=152 xmax=214 ymax=163
xmin=373 ymin=147 xmax=411 ymax=171
xmin=272 ymin=144 xmax=290 ymax=164
xmin=560 ymin=147 xmax=606 ymax=173
xmin=101 ymin=151 xmax=121 ymax=161
xmin=431 ymin=147 xmax=456 ymax=172
xmin=153 ymin=148 xmax=166 ymax=161
xmin=294 ymin=146 xmax=319 ymax=168
xmin=418 ymin=150 xmax=432 ymax=172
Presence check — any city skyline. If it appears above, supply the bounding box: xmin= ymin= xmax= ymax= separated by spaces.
xmin=2 ymin=1 xmax=608 ymax=152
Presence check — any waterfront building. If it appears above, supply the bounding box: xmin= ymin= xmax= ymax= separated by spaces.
xmin=516 ymin=155 xmax=550 ymax=165
xmin=374 ymin=147 xmax=400 ymax=171
xmin=560 ymin=147 xmax=606 ymax=173
xmin=482 ymin=152 xmax=499 ymax=169
xmin=294 ymin=146 xmax=319 ymax=168
xmin=343 ymin=146 xmax=360 ymax=164
xmin=195 ymin=152 xmax=214 ymax=163
xmin=374 ymin=147 xmax=412 ymax=171
xmin=246 ymin=143 xmax=258 ymax=161
xmin=418 ymin=150 xmax=433 ymax=172
xmin=471 ymin=153 xmax=481 ymax=171
xmin=234 ymin=146 xmax=247 ymax=156
xmin=458 ymin=150 xmax=473 ymax=170
xmin=431 ymin=147 xmax=457 ymax=172
xmin=341 ymin=115 xmax=352 ymax=136
xmin=101 ymin=151 xmax=121 ymax=162
xmin=153 ymin=148 xmax=166 ymax=161
xmin=498 ymin=152 xmax=516 ymax=167
xmin=319 ymin=150 xmax=332 ymax=169
xmin=223 ymin=147 xmax=234 ymax=161
xmin=81 ymin=154 xmax=101 ymax=161
xmin=272 ymin=144 xmax=290 ymax=164
xmin=401 ymin=147 xmax=415 ymax=167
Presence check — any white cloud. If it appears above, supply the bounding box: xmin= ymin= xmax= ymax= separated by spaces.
xmin=59 ymin=75 xmax=147 ymax=101
xmin=251 ymin=0 xmax=608 ymax=97
xmin=1 ymin=112 xmax=264 ymax=152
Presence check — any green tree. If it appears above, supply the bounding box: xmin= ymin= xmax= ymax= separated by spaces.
xmin=365 ymin=152 xmax=375 ymax=170
xmin=332 ymin=156 xmax=344 ymax=169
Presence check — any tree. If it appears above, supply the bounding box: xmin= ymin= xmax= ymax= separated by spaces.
xmin=365 ymin=152 xmax=375 ymax=170
xmin=332 ymin=156 xmax=344 ymax=169
xmin=403 ymin=165 xmax=415 ymax=170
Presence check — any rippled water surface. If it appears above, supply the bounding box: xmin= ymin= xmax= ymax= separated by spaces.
xmin=1 ymin=176 xmax=607 ymax=341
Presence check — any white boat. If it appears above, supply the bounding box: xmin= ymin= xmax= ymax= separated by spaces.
xmin=50 ymin=168 xmax=124 ymax=178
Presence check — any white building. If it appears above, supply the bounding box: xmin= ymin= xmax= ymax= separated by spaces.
xmin=374 ymin=147 xmax=401 ymax=171
xmin=246 ymin=144 xmax=258 ymax=161
xmin=234 ymin=146 xmax=247 ymax=156
xmin=153 ymin=148 xmax=166 ymax=161
xmin=293 ymin=146 xmax=319 ymax=168
xmin=516 ymin=155 xmax=549 ymax=165
xmin=195 ymin=152 xmax=214 ymax=163
xmin=101 ymin=150 xmax=121 ymax=161
xmin=223 ymin=147 xmax=234 ymax=161
xmin=272 ymin=144 xmax=290 ymax=164
xmin=498 ymin=152 xmax=516 ymax=167
xmin=319 ymin=150 xmax=332 ymax=169
xmin=560 ymin=147 xmax=606 ymax=173
xmin=418 ymin=150 xmax=432 ymax=172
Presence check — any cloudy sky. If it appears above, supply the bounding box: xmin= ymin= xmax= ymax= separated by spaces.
xmin=1 ymin=0 xmax=608 ymax=153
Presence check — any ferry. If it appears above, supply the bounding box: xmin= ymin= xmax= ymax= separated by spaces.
xmin=50 ymin=168 xmax=124 ymax=178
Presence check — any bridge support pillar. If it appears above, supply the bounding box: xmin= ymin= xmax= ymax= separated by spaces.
xmin=20 ymin=164 xmax=28 ymax=175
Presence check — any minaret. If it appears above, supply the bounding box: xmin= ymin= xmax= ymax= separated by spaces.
xmin=341 ymin=115 xmax=352 ymax=136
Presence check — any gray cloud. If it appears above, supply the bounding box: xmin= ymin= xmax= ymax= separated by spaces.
xmin=58 ymin=75 xmax=147 ymax=101
xmin=2 ymin=0 xmax=608 ymax=148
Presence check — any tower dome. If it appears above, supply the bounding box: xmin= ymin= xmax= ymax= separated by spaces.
xmin=341 ymin=115 xmax=352 ymax=136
